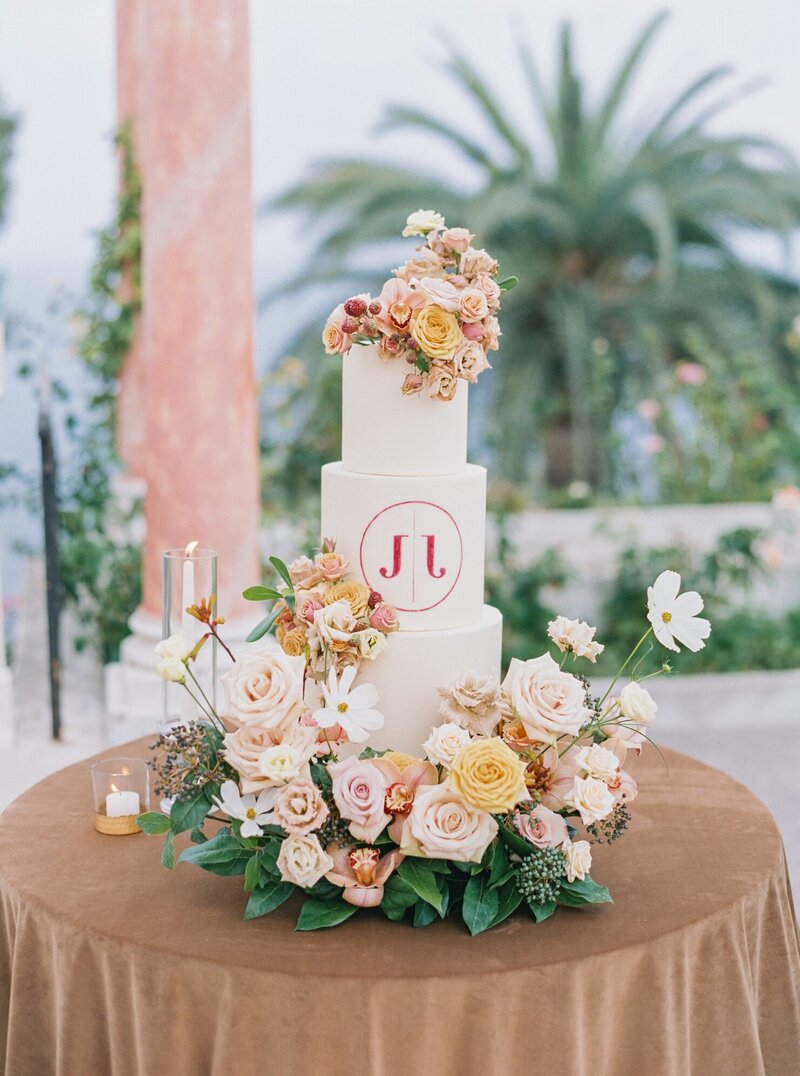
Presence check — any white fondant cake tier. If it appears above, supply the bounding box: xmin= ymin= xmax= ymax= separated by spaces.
xmin=321 ymin=461 xmax=487 ymax=631
xmin=342 ymin=343 xmax=468 ymax=476
xmin=352 ymin=605 xmax=502 ymax=755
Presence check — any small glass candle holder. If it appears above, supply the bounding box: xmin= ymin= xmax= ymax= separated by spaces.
xmin=91 ymin=757 xmax=150 ymax=835
xmin=162 ymin=545 xmax=218 ymax=727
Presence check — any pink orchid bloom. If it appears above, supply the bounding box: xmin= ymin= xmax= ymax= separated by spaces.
xmin=375 ymin=278 xmax=427 ymax=335
xmin=325 ymin=844 xmax=404 ymax=908
xmin=369 ymin=757 xmax=438 ymax=846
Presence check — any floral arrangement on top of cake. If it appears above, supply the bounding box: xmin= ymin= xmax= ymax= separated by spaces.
xmin=141 ymin=557 xmax=711 ymax=935
xmin=321 ymin=210 xmax=517 ymax=401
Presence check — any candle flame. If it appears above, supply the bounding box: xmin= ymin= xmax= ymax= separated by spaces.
xmin=111 ymin=783 xmax=119 ymax=793
xmin=184 ymin=540 xmax=199 ymax=558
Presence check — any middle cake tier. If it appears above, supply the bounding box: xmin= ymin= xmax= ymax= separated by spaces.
xmin=321 ymin=461 xmax=487 ymax=631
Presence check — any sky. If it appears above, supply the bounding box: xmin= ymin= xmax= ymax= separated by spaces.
xmin=1 ymin=0 xmax=800 ymax=595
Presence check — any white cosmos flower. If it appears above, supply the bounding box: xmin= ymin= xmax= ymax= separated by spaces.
xmin=313 ymin=665 xmax=385 ymax=744
xmin=212 ymin=780 xmax=277 ymax=838
xmin=647 ymin=570 xmax=711 ymax=653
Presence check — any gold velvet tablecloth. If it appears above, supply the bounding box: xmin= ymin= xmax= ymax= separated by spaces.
xmin=1 ymin=740 xmax=799 ymax=1076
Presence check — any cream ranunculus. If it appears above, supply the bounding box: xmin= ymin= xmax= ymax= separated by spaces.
xmin=402 ymin=209 xmax=446 ymax=237
xmin=565 ymin=775 xmax=615 ymax=825
xmin=502 ymin=654 xmax=589 ymax=744
xmin=423 ymin=722 xmax=472 ymax=769
xmin=412 ymin=304 xmax=463 ymax=361
xmin=563 ymin=838 xmax=592 ymax=882
xmin=156 ymin=656 xmax=187 ymax=683
xmin=276 ymin=833 xmax=333 ymax=888
xmin=449 ymin=737 xmax=529 ymax=813
xmin=407 ymin=782 xmax=498 ymax=863
xmin=575 ymin=743 xmax=621 ymax=783
xmin=619 ymin=681 xmax=658 ymax=727
xmin=436 ymin=669 xmax=502 ymax=737
xmin=220 ymin=649 xmax=307 ymax=731
xmin=258 ymin=743 xmax=307 ymax=785
xmin=356 ymin=628 xmax=388 ymax=661
xmin=314 ymin=600 xmax=357 ymax=649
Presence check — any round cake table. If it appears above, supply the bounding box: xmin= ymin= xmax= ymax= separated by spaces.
xmin=1 ymin=740 xmax=798 ymax=1076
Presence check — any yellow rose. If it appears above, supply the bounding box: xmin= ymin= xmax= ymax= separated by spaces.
xmin=281 ymin=626 xmax=308 ymax=657
xmin=449 ymin=737 xmax=528 ymax=814
xmin=412 ymin=304 xmax=462 ymax=360
xmin=324 ymin=580 xmax=371 ymax=618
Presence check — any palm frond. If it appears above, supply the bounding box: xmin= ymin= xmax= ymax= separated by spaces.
xmin=593 ymin=10 xmax=670 ymax=146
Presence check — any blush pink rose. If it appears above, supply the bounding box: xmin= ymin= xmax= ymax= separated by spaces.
xmin=514 ymin=804 xmax=569 ymax=849
xmin=314 ymin=549 xmax=349 ymax=582
xmin=295 ymin=590 xmax=324 ymax=623
xmin=441 ymin=226 xmax=474 ymax=253
xmin=458 ymin=287 xmax=489 ymax=324
xmin=369 ymin=603 xmax=400 ymax=633
xmin=328 ymin=755 xmax=392 ymax=842
xmin=221 ymin=649 xmax=307 ymax=732
xmin=473 ymin=273 xmax=501 ymax=312
xmin=411 ymin=276 xmax=462 ymax=312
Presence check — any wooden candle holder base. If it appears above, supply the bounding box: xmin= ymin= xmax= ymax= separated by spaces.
xmin=94 ymin=811 xmax=141 ymax=836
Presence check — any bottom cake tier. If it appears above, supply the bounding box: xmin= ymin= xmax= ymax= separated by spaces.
xmin=351 ymin=604 xmax=503 ymax=755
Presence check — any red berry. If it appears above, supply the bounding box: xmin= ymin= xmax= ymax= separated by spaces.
xmin=368 ymin=589 xmax=382 ymax=608
xmin=341 ymin=317 xmax=359 ymax=335
xmin=344 ymin=297 xmax=367 ymax=318
xmin=368 ymin=301 xmax=382 ymax=315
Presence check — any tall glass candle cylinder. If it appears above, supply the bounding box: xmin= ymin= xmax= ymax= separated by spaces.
xmin=162 ymin=546 xmax=218 ymax=727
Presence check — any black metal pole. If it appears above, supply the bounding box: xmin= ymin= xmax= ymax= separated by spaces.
xmin=38 ymin=391 xmax=61 ymax=741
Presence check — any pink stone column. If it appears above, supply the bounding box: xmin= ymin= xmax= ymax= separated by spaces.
xmin=115 ymin=0 xmax=147 ymax=480
xmin=135 ymin=0 xmax=260 ymax=621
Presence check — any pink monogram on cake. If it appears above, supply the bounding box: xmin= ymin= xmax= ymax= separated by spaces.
xmin=359 ymin=500 xmax=463 ymax=613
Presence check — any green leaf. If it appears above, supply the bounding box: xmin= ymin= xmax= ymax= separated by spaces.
xmin=380 ymin=874 xmax=418 ymax=921
xmin=246 ymin=609 xmax=280 ymax=643
xmin=488 ymin=842 xmax=514 ymax=888
xmin=189 ymin=826 xmax=208 ymax=844
xmin=242 ymin=585 xmax=284 ymax=602
xmin=498 ymin=275 xmax=519 ymax=291
xmin=497 ymin=821 xmax=534 ymax=857
xmin=161 ymin=832 xmax=175 ymax=870
xmin=560 ymin=876 xmax=613 ymax=905
xmin=529 ymin=899 xmax=557 ymax=923
xmin=415 ymin=354 xmax=430 ymax=373
xmin=244 ymin=852 xmax=261 ymax=893
xmin=169 ymin=787 xmax=210 ymax=834
xmin=136 ymin=811 xmax=171 ymax=835
xmin=244 ymin=880 xmax=294 ymax=920
xmin=178 ymin=831 xmax=250 ymax=876
xmin=310 ymin=761 xmax=332 ymax=791
xmin=397 ymin=858 xmax=446 ymax=915
xmin=303 ymin=877 xmax=341 ymax=900
xmin=413 ymin=900 xmax=439 ymax=928
xmin=295 ymin=899 xmax=358 ymax=931
xmin=462 ymin=873 xmax=499 ymax=936
xmin=269 ymin=556 xmax=295 ymax=592
xmin=489 ymin=879 xmax=524 ymax=929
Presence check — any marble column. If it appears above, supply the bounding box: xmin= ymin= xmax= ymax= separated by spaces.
xmin=114 ymin=0 xmax=260 ymax=731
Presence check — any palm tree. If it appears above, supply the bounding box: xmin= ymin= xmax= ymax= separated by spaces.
xmin=264 ymin=13 xmax=800 ymax=496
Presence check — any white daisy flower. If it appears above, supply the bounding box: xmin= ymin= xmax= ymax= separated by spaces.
xmin=647 ymin=570 xmax=711 ymax=653
xmin=212 ymin=780 xmax=277 ymax=838
xmin=313 ymin=666 xmax=385 ymax=744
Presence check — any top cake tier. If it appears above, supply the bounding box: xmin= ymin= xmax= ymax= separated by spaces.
xmin=342 ymin=343 xmax=468 ymax=477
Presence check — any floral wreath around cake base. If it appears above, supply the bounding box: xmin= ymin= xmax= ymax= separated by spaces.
xmin=142 ymin=551 xmax=711 ymax=934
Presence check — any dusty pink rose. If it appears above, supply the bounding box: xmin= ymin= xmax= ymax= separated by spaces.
xmin=483 ymin=315 xmax=501 ymax=350
xmin=428 ymin=361 xmax=459 ymax=401
xmin=502 ymin=654 xmax=588 ymax=744
xmin=325 ymin=845 xmax=404 ymax=908
xmin=369 ymin=603 xmax=400 ymax=633
xmin=458 ymin=287 xmax=489 ymax=323
xmin=273 ymin=778 xmax=329 ymax=835
xmin=295 ymin=590 xmax=324 ymax=624
xmin=405 ymin=781 xmax=498 ymax=863
xmin=288 ymin=556 xmax=323 ymax=589
xmin=473 ymin=273 xmax=501 ymax=312
xmin=514 ymin=804 xmax=569 ymax=849
xmin=676 ymin=361 xmax=706 ymax=385
xmin=314 ymin=549 xmax=349 ymax=582
xmin=460 ymin=247 xmax=498 ymax=278
xmin=461 ymin=320 xmax=485 ymax=341
xmin=441 ymin=226 xmax=474 ymax=253
xmin=453 ymin=339 xmax=491 ymax=383
xmin=377 ymin=335 xmax=405 ymax=361
xmin=328 ymin=755 xmax=392 ymax=842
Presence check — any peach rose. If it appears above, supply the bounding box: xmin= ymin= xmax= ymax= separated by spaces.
xmin=328 ymin=755 xmax=392 ymax=843
xmin=369 ymin=603 xmax=400 ymax=633
xmin=458 ymin=287 xmax=489 ymax=323
xmin=460 ymin=248 xmax=498 ymax=278
xmin=473 ymin=273 xmax=501 ymax=312
xmin=314 ymin=549 xmax=349 ymax=582
xmin=377 ymin=335 xmax=406 ymax=361
xmin=321 ymin=304 xmax=351 ymax=355
xmin=412 ymin=304 xmax=462 ymax=360
xmin=441 ymin=226 xmax=474 ymax=253
xmin=437 ymin=669 xmax=502 ymax=736
xmin=221 ymin=649 xmax=307 ymax=732
xmin=428 ymin=360 xmax=459 ymax=401
xmin=452 ymin=339 xmax=490 ymax=384
xmin=288 ymin=556 xmax=323 ymax=589
xmin=406 ymin=782 xmax=498 ymax=863
xmin=423 ymin=721 xmax=472 ymax=769
xmin=514 ymin=804 xmax=569 ymax=849
xmin=276 ymin=833 xmax=333 ymax=888
xmin=502 ymin=654 xmax=589 ymax=744
xmin=273 ymin=778 xmax=329 ymax=836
